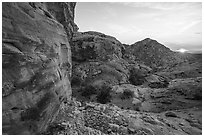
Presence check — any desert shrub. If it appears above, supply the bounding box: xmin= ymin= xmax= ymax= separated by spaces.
xmin=192 ymin=88 xmax=202 ymax=100
xmin=120 ymin=89 xmax=134 ymax=100
xmin=129 ymin=69 xmax=146 ymax=86
xmin=71 ymin=76 xmax=81 ymax=86
xmin=96 ymin=85 xmax=112 ymax=104
xmin=81 ymin=85 xmax=97 ymax=97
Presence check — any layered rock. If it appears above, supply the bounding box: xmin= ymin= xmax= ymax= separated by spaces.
xmin=72 ymin=31 xmax=124 ymax=62
xmin=2 ymin=2 xmax=76 ymax=134
xmin=71 ymin=31 xmax=129 ymax=88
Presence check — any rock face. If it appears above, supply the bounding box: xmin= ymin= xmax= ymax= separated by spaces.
xmin=72 ymin=31 xmax=124 ymax=62
xmin=71 ymin=31 xmax=129 ymax=88
xmin=2 ymin=2 xmax=76 ymax=134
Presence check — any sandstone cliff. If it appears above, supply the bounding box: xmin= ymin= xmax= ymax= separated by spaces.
xmin=2 ymin=2 xmax=76 ymax=134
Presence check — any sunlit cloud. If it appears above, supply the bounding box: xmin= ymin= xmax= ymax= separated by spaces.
xmin=178 ymin=20 xmax=201 ymax=34
xmin=117 ymin=2 xmax=201 ymax=11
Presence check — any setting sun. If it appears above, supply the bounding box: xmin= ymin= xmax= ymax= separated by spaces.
xmin=176 ymin=48 xmax=188 ymax=53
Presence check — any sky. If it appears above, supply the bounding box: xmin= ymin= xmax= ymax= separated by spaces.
xmin=75 ymin=2 xmax=202 ymax=53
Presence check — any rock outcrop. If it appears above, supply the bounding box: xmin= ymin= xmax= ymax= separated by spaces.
xmin=71 ymin=31 xmax=129 ymax=88
xmin=72 ymin=31 xmax=124 ymax=62
xmin=2 ymin=2 xmax=76 ymax=134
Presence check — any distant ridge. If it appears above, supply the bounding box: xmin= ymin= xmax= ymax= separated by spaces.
xmin=124 ymin=38 xmax=185 ymax=69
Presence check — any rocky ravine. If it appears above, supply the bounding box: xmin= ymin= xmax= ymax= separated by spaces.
xmin=2 ymin=2 xmax=202 ymax=135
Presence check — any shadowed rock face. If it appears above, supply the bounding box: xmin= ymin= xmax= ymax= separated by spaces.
xmin=2 ymin=2 xmax=76 ymax=134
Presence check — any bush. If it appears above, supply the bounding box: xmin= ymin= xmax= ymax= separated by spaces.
xmin=129 ymin=69 xmax=146 ymax=86
xmin=81 ymin=85 xmax=97 ymax=97
xmin=96 ymin=85 xmax=112 ymax=104
xmin=120 ymin=89 xmax=134 ymax=100
xmin=192 ymin=88 xmax=202 ymax=100
xmin=71 ymin=76 xmax=81 ymax=86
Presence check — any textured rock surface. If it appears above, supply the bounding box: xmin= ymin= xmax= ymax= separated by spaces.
xmin=71 ymin=31 xmax=129 ymax=88
xmin=44 ymin=101 xmax=202 ymax=135
xmin=140 ymin=77 xmax=202 ymax=113
xmin=72 ymin=31 xmax=124 ymax=62
xmin=72 ymin=58 xmax=129 ymax=87
xmin=156 ymin=53 xmax=202 ymax=79
xmin=2 ymin=2 xmax=76 ymax=134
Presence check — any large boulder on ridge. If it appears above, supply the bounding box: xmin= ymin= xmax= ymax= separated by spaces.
xmin=2 ymin=2 xmax=76 ymax=134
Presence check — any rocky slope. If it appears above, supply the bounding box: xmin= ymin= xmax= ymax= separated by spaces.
xmin=123 ymin=38 xmax=188 ymax=69
xmin=71 ymin=31 xmax=130 ymax=88
xmin=2 ymin=2 xmax=76 ymax=134
xmin=156 ymin=53 xmax=202 ymax=79
xmin=68 ymin=31 xmax=201 ymax=135
xmin=2 ymin=2 xmax=202 ymax=135
xmin=44 ymin=99 xmax=202 ymax=135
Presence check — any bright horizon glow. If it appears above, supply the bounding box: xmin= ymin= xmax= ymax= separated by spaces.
xmin=176 ymin=48 xmax=189 ymax=53
xmin=75 ymin=2 xmax=202 ymax=53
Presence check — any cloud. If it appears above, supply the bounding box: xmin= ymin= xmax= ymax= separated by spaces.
xmin=178 ymin=20 xmax=201 ymax=34
xmin=195 ymin=32 xmax=201 ymax=35
xmin=118 ymin=2 xmax=201 ymax=11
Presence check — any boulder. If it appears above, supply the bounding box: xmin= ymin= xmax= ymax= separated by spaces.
xmin=146 ymin=74 xmax=169 ymax=88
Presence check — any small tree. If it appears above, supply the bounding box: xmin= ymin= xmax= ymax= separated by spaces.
xmin=96 ymin=85 xmax=112 ymax=104
xmin=71 ymin=76 xmax=81 ymax=86
xmin=129 ymin=68 xmax=146 ymax=86
xmin=81 ymin=85 xmax=97 ymax=98
xmin=120 ymin=89 xmax=134 ymax=100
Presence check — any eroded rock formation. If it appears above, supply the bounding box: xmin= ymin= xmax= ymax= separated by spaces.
xmin=2 ymin=2 xmax=76 ymax=134
xmin=71 ymin=31 xmax=129 ymax=88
